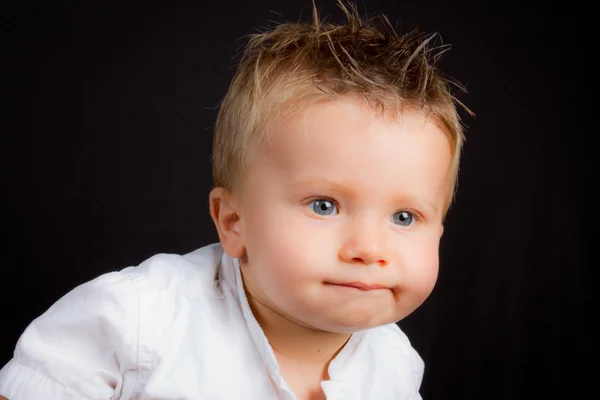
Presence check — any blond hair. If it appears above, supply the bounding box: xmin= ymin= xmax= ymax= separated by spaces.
xmin=212 ymin=0 xmax=473 ymax=215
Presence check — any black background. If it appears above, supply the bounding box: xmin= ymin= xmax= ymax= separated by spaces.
xmin=5 ymin=0 xmax=590 ymax=399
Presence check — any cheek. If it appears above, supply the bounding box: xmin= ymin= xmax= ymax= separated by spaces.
xmin=250 ymin=202 xmax=331 ymax=250
xmin=400 ymin=236 xmax=440 ymax=298
xmin=243 ymin=204 xmax=328 ymax=284
xmin=418 ymin=259 xmax=439 ymax=298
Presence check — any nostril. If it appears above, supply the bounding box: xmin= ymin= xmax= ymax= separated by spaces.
xmin=350 ymin=257 xmax=388 ymax=267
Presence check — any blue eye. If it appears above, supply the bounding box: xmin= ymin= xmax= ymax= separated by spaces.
xmin=308 ymin=199 xmax=338 ymax=216
xmin=392 ymin=211 xmax=414 ymax=226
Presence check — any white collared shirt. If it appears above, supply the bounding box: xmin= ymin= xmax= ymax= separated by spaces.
xmin=0 ymin=243 xmax=424 ymax=399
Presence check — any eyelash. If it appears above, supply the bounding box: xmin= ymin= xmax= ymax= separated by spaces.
xmin=304 ymin=196 xmax=423 ymax=223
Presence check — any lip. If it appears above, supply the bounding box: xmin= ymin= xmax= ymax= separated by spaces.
xmin=328 ymin=282 xmax=388 ymax=291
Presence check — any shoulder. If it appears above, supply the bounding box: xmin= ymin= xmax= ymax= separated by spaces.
xmin=364 ymin=323 xmax=425 ymax=386
xmin=24 ymin=241 xmax=227 ymax=339
xmin=121 ymin=242 xmax=225 ymax=297
xmin=38 ymin=242 xmax=225 ymax=315
xmin=376 ymin=323 xmax=420 ymax=353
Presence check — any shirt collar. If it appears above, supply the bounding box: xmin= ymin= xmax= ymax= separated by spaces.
xmin=218 ymin=253 xmax=285 ymax=394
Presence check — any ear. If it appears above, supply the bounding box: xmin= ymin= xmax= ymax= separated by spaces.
xmin=209 ymin=187 xmax=245 ymax=259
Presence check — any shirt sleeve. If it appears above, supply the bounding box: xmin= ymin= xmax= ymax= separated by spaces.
xmin=0 ymin=269 xmax=142 ymax=400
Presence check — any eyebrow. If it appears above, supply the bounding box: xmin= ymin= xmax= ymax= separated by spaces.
xmin=289 ymin=178 xmax=353 ymax=193
xmin=289 ymin=178 xmax=441 ymax=216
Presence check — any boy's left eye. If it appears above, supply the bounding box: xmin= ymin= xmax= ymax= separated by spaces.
xmin=392 ymin=211 xmax=415 ymax=227
xmin=308 ymin=199 xmax=338 ymax=216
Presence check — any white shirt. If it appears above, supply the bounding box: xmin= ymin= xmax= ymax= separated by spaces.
xmin=0 ymin=243 xmax=424 ymax=399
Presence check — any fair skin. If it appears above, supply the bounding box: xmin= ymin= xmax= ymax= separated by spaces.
xmin=210 ymin=95 xmax=452 ymax=400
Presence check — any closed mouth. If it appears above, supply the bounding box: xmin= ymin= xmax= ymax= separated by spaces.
xmin=328 ymin=282 xmax=388 ymax=291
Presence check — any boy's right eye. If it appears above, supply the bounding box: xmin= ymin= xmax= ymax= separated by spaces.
xmin=308 ymin=199 xmax=339 ymax=216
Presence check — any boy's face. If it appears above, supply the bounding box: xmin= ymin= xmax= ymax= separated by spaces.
xmin=230 ymin=96 xmax=451 ymax=333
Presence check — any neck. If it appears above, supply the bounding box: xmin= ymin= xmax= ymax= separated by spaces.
xmin=242 ymin=277 xmax=351 ymax=372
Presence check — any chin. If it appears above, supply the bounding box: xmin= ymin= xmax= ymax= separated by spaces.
xmin=312 ymin=315 xmax=396 ymax=333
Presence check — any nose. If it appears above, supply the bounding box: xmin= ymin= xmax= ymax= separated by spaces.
xmin=338 ymin=217 xmax=390 ymax=267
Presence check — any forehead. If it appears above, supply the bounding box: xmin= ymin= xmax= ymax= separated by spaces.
xmin=243 ymin=96 xmax=453 ymax=211
xmin=278 ymin=97 xmax=444 ymax=161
